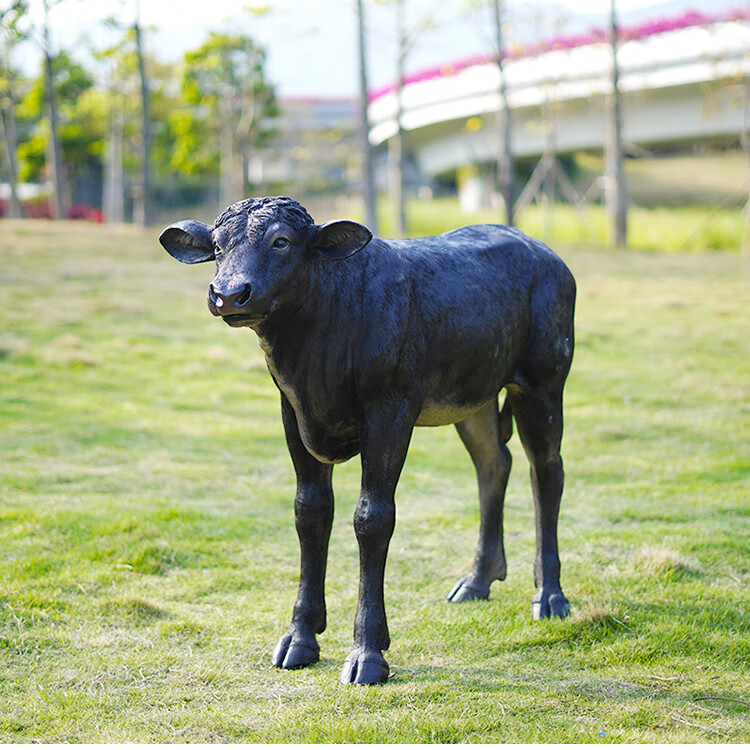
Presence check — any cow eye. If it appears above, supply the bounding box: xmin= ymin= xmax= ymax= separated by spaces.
xmin=272 ymin=237 xmax=290 ymax=250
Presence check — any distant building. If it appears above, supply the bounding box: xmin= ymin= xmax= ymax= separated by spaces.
xmin=368 ymin=9 xmax=750 ymax=210
xmin=249 ymin=97 xmax=359 ymax=197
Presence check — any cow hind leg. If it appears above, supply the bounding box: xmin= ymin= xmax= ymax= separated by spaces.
xmin=448 ymin=398 xmax=512 ymax=603
xmin=508 ymin=385 xmax=570 ymax=619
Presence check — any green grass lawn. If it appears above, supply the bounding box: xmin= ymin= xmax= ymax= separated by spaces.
xmin=385 ymin=197 xmax=747 ymax=253
xmin=1 ymin=217 xmax=748 ymax=742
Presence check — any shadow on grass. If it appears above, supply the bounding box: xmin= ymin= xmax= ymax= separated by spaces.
xmin=101 ymin=596 xmax=171 ymax=623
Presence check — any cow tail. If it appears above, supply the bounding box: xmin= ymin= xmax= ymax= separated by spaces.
xmin=499 ymin=395 xmax=513 ymax=444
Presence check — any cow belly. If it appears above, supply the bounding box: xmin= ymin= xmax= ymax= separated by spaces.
xmin=416 ymin=350 xmax=515 ymax=427
xmin=416 ymin=398 xmax=495 ymax=427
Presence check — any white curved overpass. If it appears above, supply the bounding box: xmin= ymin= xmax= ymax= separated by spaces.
xmin=368 ymin=15 xmax=750 ymax=178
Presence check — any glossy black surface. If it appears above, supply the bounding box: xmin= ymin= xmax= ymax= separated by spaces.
xmin=160 ymin=196 xmax=576 ymax=685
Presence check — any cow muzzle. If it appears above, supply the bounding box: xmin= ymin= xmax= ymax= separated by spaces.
xmin=208 ymin=281 xmax=253 ymax=316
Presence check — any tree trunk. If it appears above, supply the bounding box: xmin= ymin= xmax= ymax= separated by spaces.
xmin=357 ymin=0 xmax=378 ymax=234
xmin=43 ymin=49 xmax=66 ymax=220
xmin=606 ymin=0 xmax=628 ymax=247
xmin=219 ymin=88 xmax=235 ymax=207
xmin=241 ymin=146 xmax=251 ymax=198
xmin=40 ymin=1 xmax=66 ymax=220
xmin=389 ymin=0 xmax=408 ymax=236
xmin=104 ymin=100 xmax=124 ymax=223
xmin=741 ymin=77 xmax=750 ymax=255
xmin=0 ymin=31 xmax=21 ymax=218
xmin=492 ymin=0 xmax=515 ymax=226
xmin=0 ymin=95 xmax=22 ymax=218
xmin=388 ymin=128 xmax=407 ymax=236
xmin=134 ymin=5 xmax=153 ymax=226
xmin=235 ymin=50 xmax=257 ymax=201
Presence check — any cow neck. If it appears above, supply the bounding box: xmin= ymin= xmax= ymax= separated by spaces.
xmin=253 ymin=253 xmax=367 ymax=372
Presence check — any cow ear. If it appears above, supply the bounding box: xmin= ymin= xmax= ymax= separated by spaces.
xmin=159 ymin=220 xmax=215 ymax=264
xmin=313 ymin=220 xmax=373 ymax=261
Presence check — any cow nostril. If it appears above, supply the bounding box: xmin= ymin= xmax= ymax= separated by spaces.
xmin=235 ymin=284 xmax=252 ymax=307
xmin=209 ymin=284 xmax=223 ymax=308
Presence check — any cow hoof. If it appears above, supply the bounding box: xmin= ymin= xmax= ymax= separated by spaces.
xmin=339 ymin=649 xmax=389 ymax=685
xmin=272 ymin=632 xmax=320 ymax=670
xmin=532 ymin=588 xmax=570 ymax=620
xmin=447 ymin=575 xmax=490 ymax=603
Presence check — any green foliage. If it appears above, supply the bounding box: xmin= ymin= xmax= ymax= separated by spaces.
xmin=18 ymin=50 xmax=93 ymax=117
xmin=0 ymin=219 xmax=748 ymax=741
xmin=181 ymin=32 xmax=268 ymax=108
xmin=94 ymin=28 xmax=183 ymax=184
xmin=13 ymin=132 xmax=43 ymax=180
xmin=0 ymin=1 xmax=29 ymax=45
xmin=167 ymin=105 xmax=216 ymax=179
xmin=171 ymin=32 xmax=277 ymax=180
xmin=0 ymin=1 xmax=29 ymax=95
xmin=8 ymin=20 xmax=277 ymax=203
xmin=16 ymin=50 xmax=99 ymax=182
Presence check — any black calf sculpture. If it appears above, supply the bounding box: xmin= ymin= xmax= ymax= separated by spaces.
xmin=160 ymin=196 xmax=576 ymax=685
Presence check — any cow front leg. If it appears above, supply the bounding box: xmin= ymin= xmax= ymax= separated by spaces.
xmin=272 ymin=395 xmax=334 ymax=670
xmin=340 ymin=400 xmax=417 ymax=685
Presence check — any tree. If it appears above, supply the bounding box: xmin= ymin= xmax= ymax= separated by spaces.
xmin=0 ymin=0 xmax=28 ymax=218
xmin=98 ymin=9 xmax=178 ymax=225
xmin=133 ymin=0 xmax=152 ymax=225
xmin=98 ymin=0 xmax=155 ymax=225
xmin=378 ymin=0 xmax=441 ymax=235
xmin=492 ymin=0 xmax=515 ymax=226
xmin=606 ymin=0 xmax=628 ymax=246
xmin=17 ymin=50 xmax=99 ymax=212
xmin=390 ymin=0 xmax=408 ymax=235
xmin=98 ymin=5 xmax=189 ymax=225
xmin=357 ymin=0 xmax=378 ymax=234
xmin=39 ymin=0 xmax=66 ymax=219
xmin=95 ymin=35 xmax=127 ymax=224
xmin=174 ymin=31 xmax=277 ymax=207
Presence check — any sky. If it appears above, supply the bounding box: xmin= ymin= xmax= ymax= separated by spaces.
xmin=19 ymin=0 xmax=745 ymax=99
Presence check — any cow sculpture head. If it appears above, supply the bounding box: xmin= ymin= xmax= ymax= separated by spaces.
xmin=159 ymin=196 xmax=373 ymax=328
